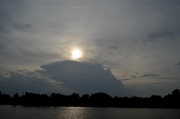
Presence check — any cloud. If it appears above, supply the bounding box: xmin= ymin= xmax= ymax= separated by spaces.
xmin=0 ymin=0 xmax=180 ymax=96
xmin=0 ymin=17 xmax=32 ymax=34
xmin=120 ymin=73 xmax=159 ymax=82
xmin=171 ymin=62 xmax=180 ymax=75
xmin=12 ymin=23 xmax=32 ymax=32
xmin=177 ymin=62 xmax=180 ymax=66
xmin=141 ymin=74 xmax=159 ymax=78
xmin=0 ymin=69 xmax=71 ymax=95
xmin=38 ymin=60 xmax=126 ymax=96
xmin=0 ymin=60 xmax=128 ymax=96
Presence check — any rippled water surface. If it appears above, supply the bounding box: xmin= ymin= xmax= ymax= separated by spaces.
xmin=0 ymin=105 xmax=180 ymax=119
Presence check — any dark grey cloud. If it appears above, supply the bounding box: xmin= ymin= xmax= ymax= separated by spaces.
xmin=120 ymin=78 xmax=132 ymax=82
xmin=141 ymin=74 xmax=159 ymax=78
xmin=171 ymin=62 xmax=180 ymax=75
xmin=120 ymin=73 xmax=159 ymax=82
xmin=39 ymin=60 xmax=126 ymax=96
xmin=177 ymin=62 xmax=180 ymax=65
xmin=0 ymin=16 xmax=32 ymax=34
xmin=120 ymin=74 xmax=139 ymax=81
xmin=0 ymin=60 xmax=129 ymax=96
xmin=149 ymin=30 xmax=175 ymax=40
xmin=12 ymin=23 xmax=32 ymax=32
xmin=0 ymin=17 xmax=12 ymax=34
xmin=0 ymin=70 xmax=68 ymax=95
xmin=0 ymin=18 xmax=8 ymax=33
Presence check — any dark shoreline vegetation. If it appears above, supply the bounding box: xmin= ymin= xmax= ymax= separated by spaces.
xmin=0 ymin=89 xmax=180 ymax=108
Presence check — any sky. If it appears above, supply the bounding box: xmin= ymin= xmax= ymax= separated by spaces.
xmin=0 ymin=0 xmax=180 ymax=97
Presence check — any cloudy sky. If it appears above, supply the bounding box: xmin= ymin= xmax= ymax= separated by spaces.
xmin=0 ymin=0 xmax=180 ymax=96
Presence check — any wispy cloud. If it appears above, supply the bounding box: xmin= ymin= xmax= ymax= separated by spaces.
xmin=141 ymin=74 xmax=159 ymax=78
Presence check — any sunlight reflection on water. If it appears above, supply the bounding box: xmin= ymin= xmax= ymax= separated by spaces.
xmin=57 ymin=107 xmax=88 ymax=119
xmin=0 ymin=105 xmax=180 ymax=119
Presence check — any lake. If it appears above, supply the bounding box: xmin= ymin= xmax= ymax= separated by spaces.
xmin=0 ymin=105 xmax=180 ymax=119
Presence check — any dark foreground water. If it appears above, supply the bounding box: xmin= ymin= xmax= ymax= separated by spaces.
xmin=0 ymin=105 xmax=180 ymax=119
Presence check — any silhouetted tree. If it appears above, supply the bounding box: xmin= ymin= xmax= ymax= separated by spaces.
xmin=12 ymin=93 xmax=20 ymax=105
xmin=50 ymin=93 xmax=67 ymax=106
xmin=0 ymin=93 xmax=11 ymax=104
xmin=148 ymin=95 xmax=163 ymax=108
xmin=80 ymin=94 xmax=89 ymax=106
xmin=68 ymin=92 xmax=80 ymax=106
xmin=164 ymin=89 xmax=180 ymax=108
xmin=0 ymin=89 xmax=180 ymax=108
xmin=90 ymin=92 xmax=113 ymax=107
xmin=172 ymin=89 xmax=180 ymax=97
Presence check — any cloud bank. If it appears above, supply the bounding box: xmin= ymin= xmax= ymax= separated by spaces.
xmin=39 ymin=60 xmax=126 ymax=96
xmin=0 ymin=60 xmax=127 ymax=96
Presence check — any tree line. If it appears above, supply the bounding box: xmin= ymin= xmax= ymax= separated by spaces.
xmin=0 ymin=89 xmax=180 ymax=108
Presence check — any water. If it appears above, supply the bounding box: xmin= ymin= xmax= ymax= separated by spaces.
xmin=0 ymin=105 xmax=180 ymax=119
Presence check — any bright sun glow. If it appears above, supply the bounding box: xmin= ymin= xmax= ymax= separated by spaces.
xmin=72 ymin=49 xmax=82 ymax=59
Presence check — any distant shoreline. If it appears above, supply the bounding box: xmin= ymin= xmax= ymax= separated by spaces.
xmin=0 ymin=89 xmax=180 ymax=108
xmin=1 ymin=105 xmax=180 ymax=109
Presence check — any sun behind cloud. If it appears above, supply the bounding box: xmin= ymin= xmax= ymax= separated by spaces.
xmin=71 ymin=49 xmax=82 ymax=59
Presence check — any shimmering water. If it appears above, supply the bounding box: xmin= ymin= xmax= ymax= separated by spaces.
xmin=0 ymin=105 xmax=180 ymax=119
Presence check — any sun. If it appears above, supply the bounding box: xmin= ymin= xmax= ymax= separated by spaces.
xmin=72 ymin=49 xmax=82 ymax=59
